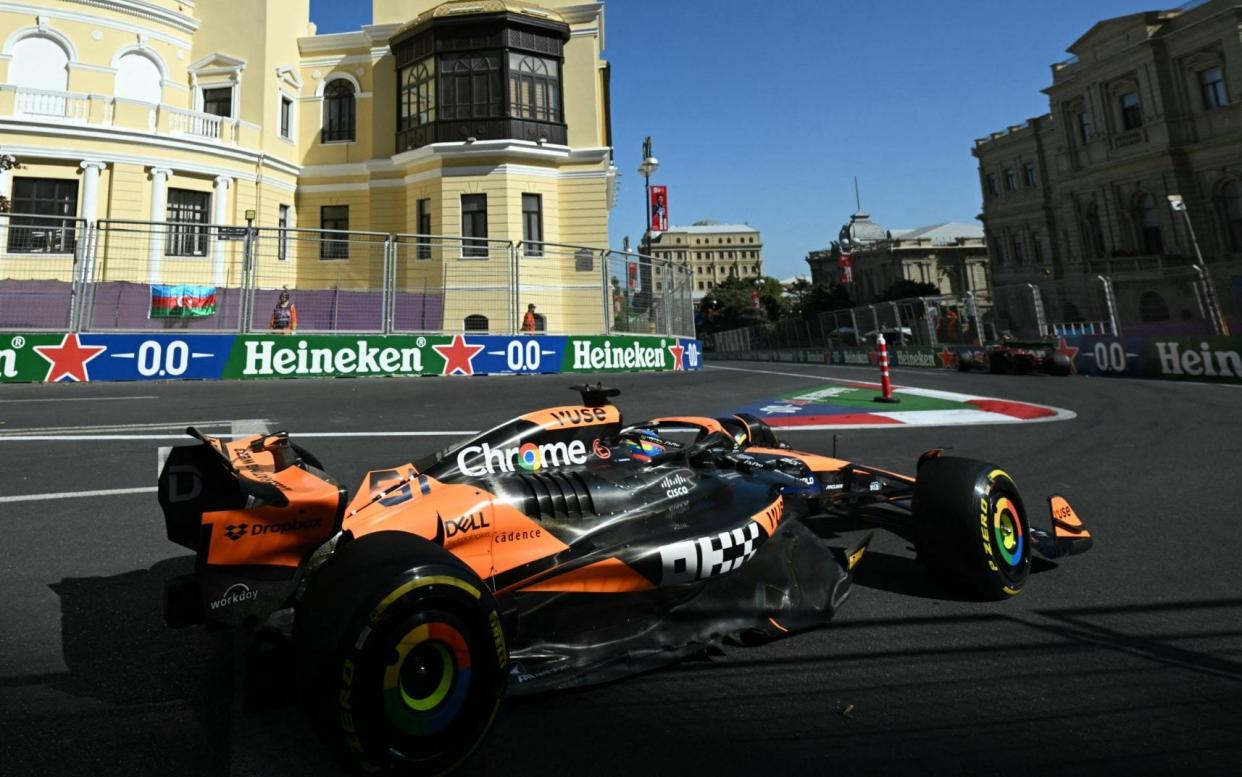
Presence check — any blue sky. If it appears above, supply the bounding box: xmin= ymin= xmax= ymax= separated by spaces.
xmin=310 ymin=0 xmax=1167 ymax=279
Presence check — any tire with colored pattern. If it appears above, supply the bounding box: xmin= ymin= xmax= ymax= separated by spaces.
xmin=294 ymin=531 xmax=507 ymax=776
xmin=912 ymin=457 xmax=1031 ymax=600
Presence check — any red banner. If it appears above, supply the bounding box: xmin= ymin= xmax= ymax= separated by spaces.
xmin=650 ymin=185 xmax=668 ymax=233
xmin=627 ymin=260 xmax=638 ymax=290
xmin=839 ymin=254 xmax=854 ymax=284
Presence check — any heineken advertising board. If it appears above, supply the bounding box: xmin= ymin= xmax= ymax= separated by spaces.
xmin=0 ymin=333 xmax=702 ymax=383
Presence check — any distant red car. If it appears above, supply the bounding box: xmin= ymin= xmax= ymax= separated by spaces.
xmin=957 ymin=338 xmax=1073 ymax=376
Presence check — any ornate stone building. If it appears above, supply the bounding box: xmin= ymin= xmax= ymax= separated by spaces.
xmin=973 ymin=0 xmax=1242 ymax=331
xmin=805 ymin=212 xmax=990 ymax=304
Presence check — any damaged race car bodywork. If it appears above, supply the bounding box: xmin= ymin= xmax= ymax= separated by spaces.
xmin=158 ymin=385 xmax=1092 ymax=775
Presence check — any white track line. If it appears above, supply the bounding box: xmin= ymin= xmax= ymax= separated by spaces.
xmin=0 ymin=395 xmax=159 ymax=404
xmin=0 ymin=420 xmax=241 ymax=436
xmin=0 ymin=486 xmax=157 ymax=504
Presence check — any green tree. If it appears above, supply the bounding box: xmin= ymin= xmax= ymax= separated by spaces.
xmin=790 ymin=280 xmax=853 ymax=320
xmin=697 ymin=275 xmax=787 ymax=336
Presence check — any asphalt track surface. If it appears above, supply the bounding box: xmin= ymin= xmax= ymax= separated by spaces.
xmin=1 ymin=361 xmax=1240 ymax=777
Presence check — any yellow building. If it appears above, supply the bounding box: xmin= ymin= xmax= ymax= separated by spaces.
xmin=0 ymin=0 xmax=616 ymax=333
xmin=648 ymin=222 xmax=764 ymax=299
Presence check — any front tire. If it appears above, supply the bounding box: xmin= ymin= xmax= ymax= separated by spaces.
xmin=294 ymin=532 xmax=507 ymax=776
xmin=913 ymin=457 xmax=1031 ymax=599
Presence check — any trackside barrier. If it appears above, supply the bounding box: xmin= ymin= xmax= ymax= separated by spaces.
xmin=0 ymin=332 xmax=703 ymax=383
xmin=0 ymin=215 xmax=696 ymax=339
xmin=712 ymin=334 xmax=1242 ymax=385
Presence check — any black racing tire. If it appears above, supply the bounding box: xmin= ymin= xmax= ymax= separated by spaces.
xmin=1046 ymin=351 xmax=1073 ymax=377
xmin=987 ymin=351 xmax=1011 ymax=374
xmin=294 ymin=531 xmax=507 ymax=776
xmin=956 ymin=352 xmax=973 ymax=372
xmin=913 ymin=457 xmax=1031 ymax=600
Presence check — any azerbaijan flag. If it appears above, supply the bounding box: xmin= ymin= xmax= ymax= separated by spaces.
xmin=150 ymin=284 xmax=218 ymax=318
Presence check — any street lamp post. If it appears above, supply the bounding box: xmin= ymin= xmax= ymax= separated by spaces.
xmin=636 ymin=136 xmax=659 ymax=323
xmin=638 ymin=136 xmax=659 ymax=256
xmin=1168 ymin=194 xmax=1229 ymax=335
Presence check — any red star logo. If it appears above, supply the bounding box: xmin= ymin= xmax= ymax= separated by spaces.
xmin=668 ymin=343 xmax=685 ymax=371
xmin=1055 ymin=337 xmax=1079 ymax=374
xmin=433 ymin=335 xmax=485 ymax=376
xmin=34 ymin=333 xmax=106 ymax=383
xmin=939 ymin=347 xmax=956 ymax=368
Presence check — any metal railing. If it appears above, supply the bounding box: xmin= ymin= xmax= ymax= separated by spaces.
xmin=12 ymin=86 xmax=89 ymax=121
xmin=164 ymin=105 xmax=231 ymax=142
xmin=0 ymin=214 xmax=696 ymax=337
xmin=712 ymin=258 xmax=1242 ymax=355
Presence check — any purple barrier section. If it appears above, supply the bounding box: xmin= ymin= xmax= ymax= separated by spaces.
xmin=85 ymin=281 xmax=244 ymax=331
xmin=0 ymin=280 xmax=73 ymax=329
xmin=250 ymin=288 xmax=385 ymax=332
xmin=392 ymin=291 xmax=446 ymax=331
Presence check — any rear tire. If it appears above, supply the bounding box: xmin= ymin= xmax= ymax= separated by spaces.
xmin=956 ymin=352 xmax=973 ymax=372
xmin=1047 ymin=351 xmax=1073 ymax=377
xmin=913 ymin=457 xmax=1031 ymax=599
xmin=987 ymin=351 xmax=1011 ymax=374
xmin=294 ymin=531 xmax=507 ymax=776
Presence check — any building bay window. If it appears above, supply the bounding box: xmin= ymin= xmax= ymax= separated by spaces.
xmin=391 ymin=11 xmax=569 ymax=152
xmin=399 ymin=59 xmax=436 ymax=130
xmin=441 ymin=53 xmax=503 ymax=120
xmin=509 ymin=54 xmax=560 ymax=122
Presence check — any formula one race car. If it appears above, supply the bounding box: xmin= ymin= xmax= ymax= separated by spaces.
xmin=956 ymin=337 xmax=1074 ymax=376
xmin=157 ymin=386 xmax=1092 ymax=776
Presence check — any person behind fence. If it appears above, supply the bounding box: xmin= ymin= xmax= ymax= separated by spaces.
xmin=522 ymin=303 xmax=538 ymax=334
xmin=271 ymin=288 xmax=298 ymax=333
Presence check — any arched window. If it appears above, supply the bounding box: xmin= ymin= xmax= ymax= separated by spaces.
xmin=115 ymin=52 xmax=162 ymax=104
xmin=10 ymin=35 xmax=70 ymax=92
xmin=441 ymin=53 xmax=501 ymax=120
xmin=1139 ymin=291 xmax=1169 ymax=322
xmin=399 ymin=60 xmax=435 ymax=129
xmin=322 ymin=79 xmax=356 ymax=142
xmin=1220 ymin=179 xmax=1242 ymax=252
xmin=1135 ymin=193 xmax=1164 ymax=254
xmin=464 ymin=314 xmax=489 ymax=332
xmin=508 ymin=54 xmax=560 ymax=122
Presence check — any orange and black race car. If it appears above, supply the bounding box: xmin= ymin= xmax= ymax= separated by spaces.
xmin=157 ymin=385 xmax=1093 ymax=776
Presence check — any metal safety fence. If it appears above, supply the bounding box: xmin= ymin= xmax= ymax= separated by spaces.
xmin=713 ymin=258 xmax=1242 ymax=354
xmin=0 ymin=213 xmax=696 ymax=337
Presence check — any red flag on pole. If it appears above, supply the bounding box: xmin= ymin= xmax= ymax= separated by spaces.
xmin=839 ymin=254 xmax=854 ymax=284
xmin=650 ymin=185 xmax=668 ymax=233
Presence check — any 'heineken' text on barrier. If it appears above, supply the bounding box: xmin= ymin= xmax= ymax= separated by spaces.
xmin=1154 ymin=340 xmax=1242 ymax=380
xmin=572 ymin=340 xmax=669 ymax=371
xmin=242 ymin=339 xmax=425 ymax=377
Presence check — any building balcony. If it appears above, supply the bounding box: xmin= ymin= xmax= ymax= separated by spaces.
xmin=0 ymin=86 xmax=261 ymax=151
xmin=397 ymin=117 xmax=567 ymax=154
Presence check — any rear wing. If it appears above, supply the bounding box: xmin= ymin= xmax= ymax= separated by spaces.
xmin=158 ymin=428 xmax=346 ymax=629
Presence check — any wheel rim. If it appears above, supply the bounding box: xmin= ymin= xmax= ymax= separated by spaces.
xmin=991 ymin=496 xmax=1025 ymax=569
xmin=383 ymin=621 xmax=472 ymax=736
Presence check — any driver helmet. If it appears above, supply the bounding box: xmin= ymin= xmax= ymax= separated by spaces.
xmin=617 ymin=428 xmax=676 ymax=462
